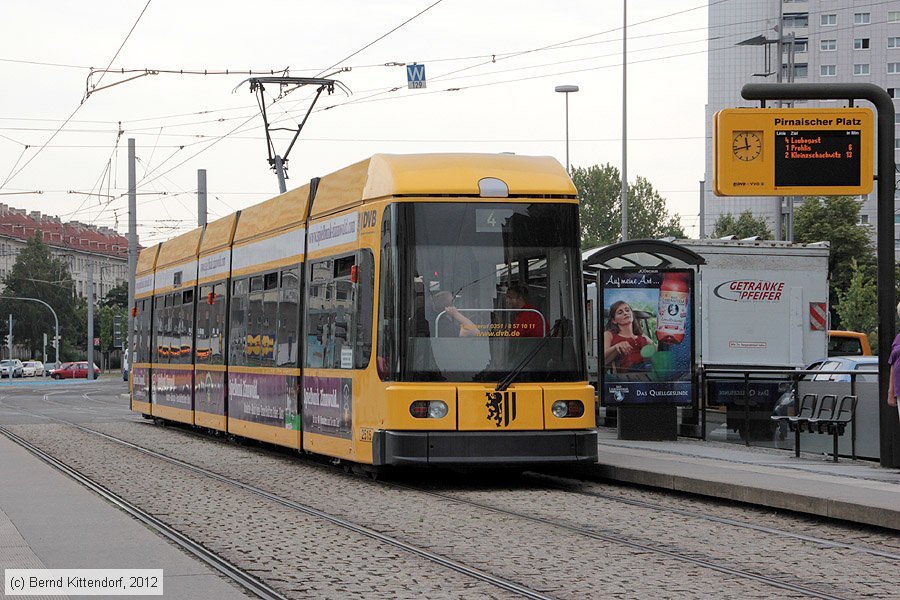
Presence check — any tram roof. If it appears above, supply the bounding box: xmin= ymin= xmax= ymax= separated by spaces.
xmin=315 ymin=154 xmax=577 ymax=212
xmin=199 ymin=212 xmax=239 ymax=255
xmin=136 ymin=243 xmax=160 ymax=276
xmin=233 ymin=182 xmax=310 ymax=245
xmin=156 ymin=227 xmax=203 ymax=268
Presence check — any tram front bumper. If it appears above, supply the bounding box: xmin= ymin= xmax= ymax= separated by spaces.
xmin=372 ymin=430 xmax=598 ymax=466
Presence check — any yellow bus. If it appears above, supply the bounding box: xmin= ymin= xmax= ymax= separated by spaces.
xmin=131 ymin=153 xmax=597 ymax=466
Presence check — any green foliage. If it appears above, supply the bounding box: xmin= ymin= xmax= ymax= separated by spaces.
xmin=0 ymin=235 xmax=77 ymax=358
xmin=99 ymin=305 xmax=127 ymax=351
xmin=834 ymin=259 xmax=877 ymax=335
xmin=711 ymin=210 xmax=773 ymax=240
xmin=571 ymin=164 xmax=684 ymax=248
xmin=794 ymin=196 xmax=873 ymax=326
xmin=102 ymin=282 xmax=128 ymax=308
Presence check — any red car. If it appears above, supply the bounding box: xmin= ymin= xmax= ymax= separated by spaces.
xmin=50 ymin=361 xmax=101 ymax=379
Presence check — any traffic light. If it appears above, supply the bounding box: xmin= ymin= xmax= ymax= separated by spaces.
xmin=113 ymin=315 xmax=123 ymax=349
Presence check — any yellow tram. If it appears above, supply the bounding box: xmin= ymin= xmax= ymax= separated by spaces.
xmin=131 ymin=154 xmax=597 ymax=465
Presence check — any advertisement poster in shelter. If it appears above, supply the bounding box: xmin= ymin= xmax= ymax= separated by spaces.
xmin=600 ymin=269 xmax=694 ymax=406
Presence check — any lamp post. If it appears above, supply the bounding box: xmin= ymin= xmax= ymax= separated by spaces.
xmin=554 ymin=85 xmax=579 ymax=173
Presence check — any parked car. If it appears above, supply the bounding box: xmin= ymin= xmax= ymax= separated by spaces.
xmin=827 ymin=330 xmax=872 ymax=357
xmin=772 ymin=356 xmax=878 ymax=441
xmin=49 ymin=361 xmax=101 ymax=380
xmin=0 ymin=359 xmax=24 ymax=378
xmin=22 ymin=361 xmax=44 ymax=377
xmin=801 ymin=356 xmax=878 ymax=383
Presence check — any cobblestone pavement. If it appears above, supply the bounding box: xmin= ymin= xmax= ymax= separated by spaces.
xmin=8 ymin=419 xmax=894 ymax=599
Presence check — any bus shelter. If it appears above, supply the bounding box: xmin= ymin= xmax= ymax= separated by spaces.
xmin=584 ymin=240 xmax=705 ymax=440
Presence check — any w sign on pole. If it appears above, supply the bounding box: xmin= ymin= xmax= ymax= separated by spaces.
xmin=407 ymin=63 xmax=426 ymax=89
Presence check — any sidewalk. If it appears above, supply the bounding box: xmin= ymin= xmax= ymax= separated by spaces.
xmin=0 ymin=433 xmax=251 ymax=600
xmin=589 ymin=426 xmax=900 ymax=531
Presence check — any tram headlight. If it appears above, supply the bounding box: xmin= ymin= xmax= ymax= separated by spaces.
xmin=552 ymin=400 xmax=569 ymax=418
xmin=428 ymin=401 xmax=448 ymax=419
xmin=552 ymin=400 xmax=584 ymax=418
xmin=410 ymin=400 xmax=449 ymax=419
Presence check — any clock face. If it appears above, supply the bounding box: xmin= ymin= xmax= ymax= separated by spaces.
xmin=732 ymin=131 xmax=762 ymax=161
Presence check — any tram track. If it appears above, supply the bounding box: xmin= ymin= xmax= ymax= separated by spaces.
xmin=0 ymin=400 xmax=553 ymax=600
xmin=384 ymin=480 xmax=852 ymax=600
xmin=3 ymin=393 xmax=893 ymax=599
xmin=0 ymin=424 xmax=288 ymax=600
xmin=521 ymin=472 xmax=900 ymax=562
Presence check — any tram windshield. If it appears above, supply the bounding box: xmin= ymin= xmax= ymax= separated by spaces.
xmin=381 ymin=202 xmax=585 ymax=383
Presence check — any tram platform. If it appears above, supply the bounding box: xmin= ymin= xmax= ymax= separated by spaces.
xmin=587 ymin=426 xmax=900 ymax=531
xmin=0 ymin=433 xmax=250 ymax=600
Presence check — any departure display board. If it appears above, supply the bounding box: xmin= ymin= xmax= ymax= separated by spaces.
xmin=774 ymin=129 xmax=860 ymax=187
xmin=713 ymin=108 xmax=874 ymax=197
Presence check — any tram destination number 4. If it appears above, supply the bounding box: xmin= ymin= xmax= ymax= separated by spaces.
xmin=774 ymin=129 xmax=861 ymax=187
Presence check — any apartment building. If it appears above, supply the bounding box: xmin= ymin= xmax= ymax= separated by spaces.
xmin=705 ymin=0 xmax=900 ymax=246
xmin=0 ymin=203 xmax=128 ymax=301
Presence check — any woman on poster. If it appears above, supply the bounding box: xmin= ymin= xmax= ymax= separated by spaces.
xmin=603 ymin=300 xmax=655 ymax=373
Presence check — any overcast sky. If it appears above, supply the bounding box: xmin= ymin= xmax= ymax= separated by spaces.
xmin=1 ymin=1 xmax=711 ymax=244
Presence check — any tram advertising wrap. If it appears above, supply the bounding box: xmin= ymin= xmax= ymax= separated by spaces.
xmin=600 ymin=269 xmax=694 ymax=406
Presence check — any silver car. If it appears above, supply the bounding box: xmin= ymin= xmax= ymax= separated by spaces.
xmin=0 ymin=359 xmax=24 ymax=378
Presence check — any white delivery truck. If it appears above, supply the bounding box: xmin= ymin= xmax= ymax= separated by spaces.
xmin=586 ymin=239 xmax=830 ymax=383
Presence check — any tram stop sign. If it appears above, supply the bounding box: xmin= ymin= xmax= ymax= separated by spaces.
xmin=713 ymin=107 xmax=874 ymax=196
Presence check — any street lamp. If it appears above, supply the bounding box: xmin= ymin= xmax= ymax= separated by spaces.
xmin=554 ymin=85 xmax=579 ymax=173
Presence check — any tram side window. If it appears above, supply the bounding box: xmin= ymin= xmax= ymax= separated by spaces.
xmin=153 ymin=295 xmax=165 ymax=364
xmin=140 ymin=299 xmax=152 ymax=364
xmin=276 ymin=267 xmax=301 ymax=367
xmin=196 ymin=285 xmax=212 ymax=364
xmin=260 ymin=272 xmax=278 ymax=367
xmin=377 ymin=206 xmax=399 ymax=380
xmin=306 ymin=255 xmax=355 ymax=369
xmin=356 ymin=250 xmax=374 ymax=369
xmin=247 ymin=275 xmax=265 ymax=366
xmin=230 ymin=278 xmax=249 ymax=366
xmin=179 ymin=289 xmax=194 ymax=365
xmin=169 ymin=293 xmax=182 ymax=364
xmin=209 ymin=282 xmax=227 ymax=366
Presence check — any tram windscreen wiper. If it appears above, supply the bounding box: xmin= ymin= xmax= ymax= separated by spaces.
xmin=495 ymin=317 xmax=568 ymax=392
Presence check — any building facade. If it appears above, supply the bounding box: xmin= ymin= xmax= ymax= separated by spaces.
xmin=705 ymin=0 xmax=900 ymax=246
xmin=0 ymin=203 xmax=129 ymax=302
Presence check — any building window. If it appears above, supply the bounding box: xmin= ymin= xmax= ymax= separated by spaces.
xmin=821 ymin=64 xmax=837 ymax=76
xmin=859 ymin=214 xmax=869 ymax=225
xmin=889 ymin=63 xmax=900 ymax=74
xmin=793 ymin=63 xmax=808 ymax=78
xmin=854 ymin=64 xmax=870 ymax=76
xmin=890 ymin=11 xmax=900 ymax=23
xmin=820 ymin=39 xmax=836 ymax=51
xmin=888 ymin=88 xmax=897 ymax=98
xmin=821 ymin=14 xmax=837 ymax=26
xmin=854 ymin=13 xmax=870 ymax=25
xmin=853 ymin=38 xmax=870 ymax=50
xmin=784 ymin=13 xmax=809 ymax=28
xmin=889 ymin=38 xmax=900 ymax=49
xmin=786 ymin=38 xmax=808 ymax=53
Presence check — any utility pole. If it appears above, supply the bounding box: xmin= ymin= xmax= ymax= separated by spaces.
xmin=43 ymin=332 xmax=47 ymax=365
xmin=127 ymin=139 xmax=136 ymax=366
xmin=198 ymin=169 xmax=208 ymax=227
xmin=621 ymin=0 xmax=628 ymax=242
xmin=87 ymin=260 xmax=95 ymax=380
xmin=7 ymin=314 xmax=12 ymax=363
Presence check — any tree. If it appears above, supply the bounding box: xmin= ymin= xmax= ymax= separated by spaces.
xmin=794 ymin=196 xmax=873 ymax=324
xmin=102 ymin=282 xmax=128 ymax=308
xmin=572 ymin=163 xmax=685 ymax=248
xmin=834 ymin=259 xmax=877 ymax=335
xmin=0 ymin=235 xmax=77 ymax=358
xmin=571 ymin=164 xmax=619 ymax=248
xmin=711 ymin=210 xmax=773 ymax=240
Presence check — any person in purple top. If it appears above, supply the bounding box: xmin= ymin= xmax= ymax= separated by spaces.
xmin=888 ymin=303 xmax=900 ymax=421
